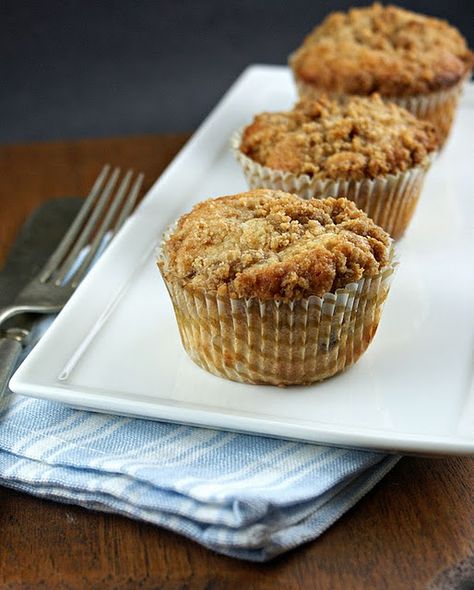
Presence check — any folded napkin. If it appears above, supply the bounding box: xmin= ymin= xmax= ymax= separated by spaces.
xmin=0 ymin=241 xmax=399 ymax=561
xmin=0 ymin=340 xmax=398 ymax=562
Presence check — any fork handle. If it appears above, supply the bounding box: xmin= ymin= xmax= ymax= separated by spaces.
xmin=0 ymin=305 xmax=32 ymax=327
xmin=0 ymin=335 xmax=23 ymax=399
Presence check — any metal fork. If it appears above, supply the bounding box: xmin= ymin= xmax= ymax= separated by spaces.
xmin=0 ymin=165 xmax=144 ymax=325
xmin=0 ymin=165 xmax=144 ymax=395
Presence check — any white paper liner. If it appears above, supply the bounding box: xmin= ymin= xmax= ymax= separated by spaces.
xmin=294 ymin=74 xmax=469 ymax=146
xmin=158 ymin=245 xmax=396 ymax=386
xmin=231 ymin=130 xmax=432 ymax=239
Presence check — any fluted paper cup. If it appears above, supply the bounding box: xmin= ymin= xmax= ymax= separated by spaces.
xmin=231 ymin=131 xmax=433 ymax=239
xmin=158 ymin=248 xmax=396 ymax=387
xmin=293 ymin=74 xmax=469 ymax=147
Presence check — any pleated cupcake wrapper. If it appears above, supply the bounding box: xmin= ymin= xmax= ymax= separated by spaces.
xmin=158 ymin=247 xmax=396 ymax=386
xmin=293 ymin=74 xmax=469 ymax=147
xmin=231 ymin=130 xmax=432 ymax=239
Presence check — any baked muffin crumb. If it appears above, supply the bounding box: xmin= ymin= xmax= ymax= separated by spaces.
xmin=240 ymin=95 xmax=438 ymax=179
xmin=291 ymin=3 xmax=473 ymax=96
xmin=160 ymin=190 xmax=391 ymax=301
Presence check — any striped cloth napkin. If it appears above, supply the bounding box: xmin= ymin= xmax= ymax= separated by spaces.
xmin=0 ymin=330 xmax=398 ymax=562
xmin=0 ymin=239 xmax=399 ymax=561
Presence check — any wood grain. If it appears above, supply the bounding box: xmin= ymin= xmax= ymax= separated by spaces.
xmin=0 ymin=134 xmax=188 ymax=265
xmin=0 ymin=136 xmax=473 ymax=590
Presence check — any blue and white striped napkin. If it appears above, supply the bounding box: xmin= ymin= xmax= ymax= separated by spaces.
xmin=0 ymin=330 xmax=398 ymax=562
xmin=0 ymin=238 xmax=399 ymax=561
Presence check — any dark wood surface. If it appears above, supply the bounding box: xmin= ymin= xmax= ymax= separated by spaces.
xmin=0 ymin=135 xmax=472 ymax=590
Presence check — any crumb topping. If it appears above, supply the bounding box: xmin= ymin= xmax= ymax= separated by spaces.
xmin=240 ymin=95 xmax=438 ymax=179
xmin=159 ymin=190 xmax=391 ymax=301
xmin=291 ymin=4 xmax=473 ymax=96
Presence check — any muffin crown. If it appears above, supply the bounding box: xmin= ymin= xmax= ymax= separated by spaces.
xmin=291 ymin=3 xmax=473 ymax=96
xmin=240 ymin=95 xmax=438 ymax=179
xmin=159 ymin=191 xmax=391 ymax=301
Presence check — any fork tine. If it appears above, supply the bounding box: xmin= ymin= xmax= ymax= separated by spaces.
xmin=114 ymin=172 xmax=144 ymax=233
xmin=69 ymin=170 xmax=135 ymax=287
xmin=39 ymin=165 xmax=110 ymax=283
xmin=53 ymin=167 xmax=121 ymax=285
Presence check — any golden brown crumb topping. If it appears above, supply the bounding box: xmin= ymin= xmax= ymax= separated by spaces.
xmin=291 ymin=4 xmax=473 ymax=96
xmin=159 ymin=190 xmax=391 ymax=301
xmin=240 ymin=95 xmax=438 ymax=179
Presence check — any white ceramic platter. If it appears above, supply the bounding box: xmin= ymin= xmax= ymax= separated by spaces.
xmin=11 ymin=66 xmax=474 ymax=455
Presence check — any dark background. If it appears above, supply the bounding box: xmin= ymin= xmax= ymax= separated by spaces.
xmin=1 ymin=0 xmax=472 ymax=143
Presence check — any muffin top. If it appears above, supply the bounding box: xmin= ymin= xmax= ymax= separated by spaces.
xmin=239 ymin=95 xmax=438 ymax=179
xmin=159 ymin=190 xmax=391 ymax=301
xmin=290 ymin=4 xmax=473 ymax=96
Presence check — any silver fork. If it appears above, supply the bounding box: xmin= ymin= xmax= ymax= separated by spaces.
xmin=0 ymin=165 xmax=144 ymax=325
xmin=0 ymin=165 xmax=144 ymax=395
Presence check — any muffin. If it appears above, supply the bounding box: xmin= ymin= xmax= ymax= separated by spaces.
xmin=232 ymin=95 xmax=438 ymax=239
xmin=290 ymin=4 xmax=473 ymax=146
xmin=158 ymin=190 xmax=396 ymax=386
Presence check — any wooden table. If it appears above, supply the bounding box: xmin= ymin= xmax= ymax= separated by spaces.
xmin=0 ymin=135 xmax=472 ymax=590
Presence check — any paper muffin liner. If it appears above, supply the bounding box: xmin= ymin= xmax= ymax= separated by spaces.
xmin=231 ymin=130 xmax=433 ymax=239
xmin=158 ymin=246 xmax=396 ymax=387
xmin=294 ymin=74 xmax=469 ymax=147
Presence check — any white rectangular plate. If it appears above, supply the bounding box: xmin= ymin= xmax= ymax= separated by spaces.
xmin=11 ymin=65 xmax=474 ymax=456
